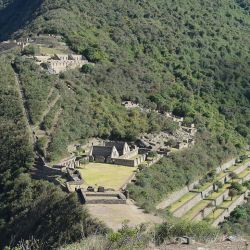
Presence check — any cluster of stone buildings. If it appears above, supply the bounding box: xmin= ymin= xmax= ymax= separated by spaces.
xmin=0 ymin=38 xmax=31 ymax=52
xmin=34 ymin=54 xmax=90 ymax=74
xmin=121 ymin=100 xmax=197 ymax=151
xmin=89 ymin=141 xmax=146 ymax=167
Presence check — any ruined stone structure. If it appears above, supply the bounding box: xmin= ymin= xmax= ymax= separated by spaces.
xmin=122 ymin=101 xmax=140 ymax=109
xmin=66 ymin=167 xmax=84 ymax=192
xmin=89 ymin=145 xmax=120 ymax=163
xmin=79 ymin=189 xmax=127 ymax=204
xmin=54 ymin=156 xmax=79 ymax=169
xmin=0 ymin=38 xmax=30 ymax=51
xmin=34 ymin=54 xmax=90 ymax=74
xmin=89 ymin=141 xmax=146 ymax=167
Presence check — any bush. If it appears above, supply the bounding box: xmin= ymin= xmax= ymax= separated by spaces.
xmin=230 ymin=182 xmax=243 ymax=193
xmin=81 ymin=64 xmax=94 ymax=73
xmin=155 ymin=220 xmax=219 ymax=244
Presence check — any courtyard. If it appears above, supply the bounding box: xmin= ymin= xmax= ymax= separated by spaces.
xmin=79 ymin=163 xmax=137 ymax=190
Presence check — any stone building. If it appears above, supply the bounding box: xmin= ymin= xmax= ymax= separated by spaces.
xmin=34 ymin=53 xmax=90 ymax=74
xmin=89 ymin=141 xmax=146 ymax=167
xmin=105 ymin=142 xmax=130 ymax=156
xmin=89 ymin=145 xmax=119 ymax=163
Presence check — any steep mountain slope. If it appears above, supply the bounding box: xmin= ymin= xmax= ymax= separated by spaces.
xmin=0 ymin=0 xmax=250 ymax=248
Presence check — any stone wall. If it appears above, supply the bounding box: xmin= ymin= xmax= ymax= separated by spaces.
xmin=156 ymin=180 xmax=199 ymax=210
xmin=233 ymin=162 xmax=249 ymax=175
xmin=193 ymin=205 xmax=215 ymax=222
xmin=80 ymin=190 xmax=127 ymax=204
xmin=216 ymin=158 xmax=236 ymax=173
xmin=86 ymin=199 xmax=127 ymax=204
xmin=243 ymin=172 xmax=250 ymax=182
xmin=212 ymin=192 xmax=247 ymax=227
xmin=113 ymin=158 xmax=136 ymax=167
xmin=157 ymin=159 xmax=239 ymax=210
xmin=157 ymin=186 xmax=189 ymax=209
xmin=201 ymin=185 xmax=214 ymax=198
xmin=119 ymin=148 xmax=139 ymax=160
xmin=113 ymin=154 xmax=146 ymax=167
xmin=173 ymin=193 xmax=203 ymax=217
xmin=213 ymin=189 xmax=229 ymax=206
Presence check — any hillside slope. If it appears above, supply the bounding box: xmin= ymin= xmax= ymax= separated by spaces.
xmin=0 ymin=0 xmax=250 ymax=247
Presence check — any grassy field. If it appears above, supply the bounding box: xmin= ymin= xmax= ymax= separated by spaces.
xmin=38 ymin=45 xmax=69 ymax=55
xmin=79 ymin=163 xmax=137 ymax=190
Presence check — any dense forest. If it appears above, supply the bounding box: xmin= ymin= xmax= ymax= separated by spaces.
xmin=0 ymin=0 xmax=250 ymax=248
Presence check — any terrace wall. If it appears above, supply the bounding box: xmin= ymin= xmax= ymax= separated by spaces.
xmin=233 ymin=161 xmax=250 ymax=175
xmin=157 ymin=158 xmax=248 ymax=210
xmin=212 ymin=191 xmax=249 ymax=227
xmin=243 ymin=172 xmax=250 ymax=182
xmin=156 ymin=180 xmax=199 ymax=209
xmin=216 ymin=158 xmax=236 ymax=173
xmin=173 ymin=193 xmax=202 ymax=217
xmin=193 ymin=206 xmax=215 ymax=221
xmin=213 ymin=189 xmax=229 ymax=206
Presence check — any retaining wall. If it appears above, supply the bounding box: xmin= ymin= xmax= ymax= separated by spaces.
xmin=233 ymin=161 xmax=249 ymax=175
xmin=213 ymin=189 xmax=229 ymax=206
xmin=156 ymin=179 xmax=199 ymax=210
xmin=193 ymin=205 xmax=215 ymax=221
xmin=200 ymin=185 xmax=214 ymax=198
xmin=212 ymin=192 xmax=248 ymax=227
xmin=173 ymin=193 xmax=202 ymax=217
xmin=216 ymin=158 xmax=236 ymax=173
xmin=157 ymin=158 xmax=248 ymax=210
xmin=243 ymin=172 xmax=250 ymax=182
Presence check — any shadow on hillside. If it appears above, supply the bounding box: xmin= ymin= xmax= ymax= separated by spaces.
xmin=0 ymin=0 xmax=42 ymax=41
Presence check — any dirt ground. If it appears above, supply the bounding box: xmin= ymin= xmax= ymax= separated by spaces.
xmin=153 ymin=240 xmax=250 ymax=250
xmin=86 ymin=200 xmax=162 ymax=231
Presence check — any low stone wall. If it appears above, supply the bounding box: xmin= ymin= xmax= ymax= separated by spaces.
xmin=80 ymin=190 xmax=127 ymax=204
xmin=86 ymin=199 xmax=127 ymax=204
xmin=173 ymin=193 xmax=202 ymax=217
xmin=85 ymin=192 xmax=120 ymax=197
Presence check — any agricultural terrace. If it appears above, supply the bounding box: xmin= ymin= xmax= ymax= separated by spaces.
xmin=79 ymin=163 xmax=137 ymax=190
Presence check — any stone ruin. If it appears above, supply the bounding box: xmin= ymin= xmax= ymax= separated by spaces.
xmin=89 ymin=141 xmax=146 ymax=167
xmin=34 ymin=54 xmax=91 ymax=74
xmin=79 ymin=188 xmax=127 ymax=204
